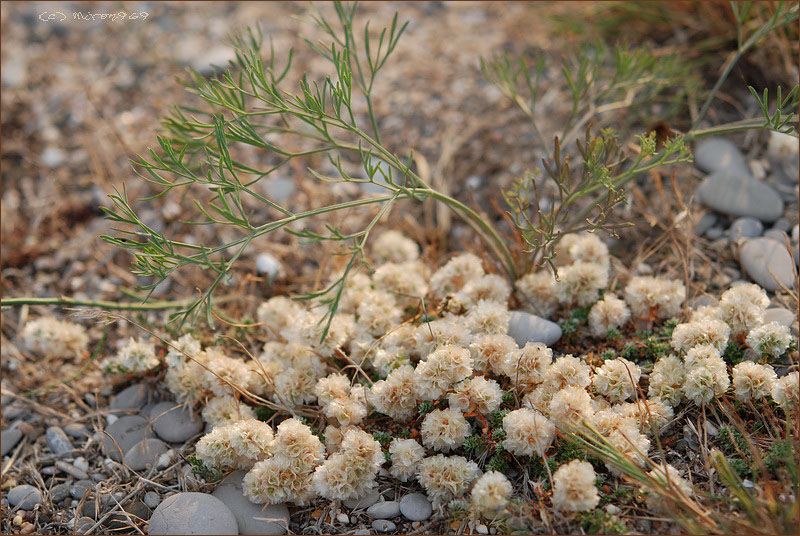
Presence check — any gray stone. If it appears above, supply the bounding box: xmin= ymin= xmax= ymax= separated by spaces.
xmin=56 ymin=460 xmax=89 ymax=480
xmin=73 ymin=456 xmax=90 ymax=473
xmin=212 ymin=470 xmax=289 ymax=535
xmin=366 ymin=501 xmax=400 ymax=519
xmin=697 ymin=171 xmax=783 ymax=222
xmin=41 ymin=147 xmax=66 ymax=168
xmin=106 ymin=499 xmax=152 ymax=529
xmin=144 ymin=491 xmax=161 ymax=509
xmin=764 ymin=308 xmax=795 ymax=328
xmin=70 ymin=480 xmax=94 ymax=500
xmin=255 ymin=253 xmax=282 ymax=283
xmin=151 ymin=402 xmax=204 ymax=443
xmin=792 ymin=225 xmax=799 ymax=243
xmin=124 ymin=438 xmax=170 ymax=471
xmin=372 ymin=520 xmax=396 ymax=532
xmin=693 ymin=137 xmax=747 ymax=174
xmin=344 ymin=490 xmax=382 ymax=510
xmin=110 ymin=384 xmax=149 ymax=413
xmin=764 ymin=229 xmax=790 ymax=243
xmin=399 ymin=493 xmax=432 ymax=521
xmin=103 ymin=415 xmax=150 ymax=461
xmin=8 ymin=485 xmax=42 ymax=510
xmin=507 ymin=311 xmax=562 ymax=347
xmin=695 ymin=213 xmax=717 ymax=236
xmin=148 ymin=492 xmax=238 ymax=535
xmin=46 ymin=426 xmax=73 ymax=454
xmin=729 ymin=217 xmax=763 ymax=241
xmin=74 ymin=516 xmax=95 ymax=534
xmin=772 ymin=218 xmax=791 ymax=232
xmin=264 ymin=176 xmax=296 ymax=203
xmin=1 ymin=427 xmax=23 ymax=456
xmin=740 ymin=238 xmax=796 ymax=291
xmin=706 ymin=227 xmax=724 ymax=240
xmin=50 ymin=483 xmax=71 ymax=503
xmin=63 ymin=423 xmax=90 ymax=439
xmin=1 ymin=55 xmax=27 ymax=88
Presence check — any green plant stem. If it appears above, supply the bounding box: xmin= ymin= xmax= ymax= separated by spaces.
xmin=0 ymin=296 xmax=194 ymax=311
xmin=687 ymin=115 xmax=799 ymax=140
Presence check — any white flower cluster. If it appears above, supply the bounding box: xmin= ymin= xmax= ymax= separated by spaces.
xmin=649 ymin=282 xmax=796 ymax=409
xmin=388 ymin=438 xmax=425 ymax=482
xmin=470 ymin=471 xmax=512 ymax=516
xmin=242 ymin=418 xmax=325 ymax=506
xmin=21 ymin=316 xmax=89 ymax=358
xmin=312 ymin=428 xmax=384 ymax=500
xmin=551 ymin=460 xmax=600 ymax=512
xmin=314 ymin=373 xmax=368 ymax=426
xmin=104 ymin=337 xmax=160 ymax=373
xmin=502 ymin=408 xmax=555 ymax=457
xmin=624 ymin=276 xmax=685 ymax=320
xmin=640 ymin=463 xmax=694 ymax=513
xmin=195 ymin=418 xmax=275 ymax=470
xmin=417 ymin=454 xmax=481 ymax=507
xmin=421 ymin=408 xmax=471 ymax=452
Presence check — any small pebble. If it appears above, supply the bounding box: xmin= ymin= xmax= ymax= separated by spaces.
xmin=73 ymin=516 xmax=95 ymax=534
xmin=102 ymin=415 xmax=149 ymax=462
xmin=40 ymin=466 xmax=57 ymax=476
xmin=372 ymin=519 xmax=396 ymax=532
xmin=255 ymin=252 xmax=282 ymax=282
xmin=148 ymin=492 xmax=238 ymax=535
xmin=211 ymin=470 xmax=289 ymax=535
xmin=476 ymin=523 xmax=489 ymax=534
xmin=8 ymin=485 xmax=43 ymax=510
xmin=56 ymin=461 xmax=89 ymax=480
xmin=143 ymin=491 xmax=161 ymax=509
xmin=1 ymin=427 xmax=23 ymax=456
xmin=50 ymin=483 xmax=71 ymax=503
xmin=693 ymin=137 xmax=747 ymax=173
xmin=73 ymin=456 xmax=89 ymax=473
xmin=45 ymin=426 xmax=73 ymax=455
xmin=63 ymin=424 xmax=90 ymax=439
xmin=703 ymin=421 xmax=719 ymax=437
xmin=606 ymin=504 xmax=621 ymax=515
xmin=399 ymin=493 xmax=432 ymax=522
xmin=729 ymin=217 xmax=763 ymax=241
xmin=772 ymin=218 xmax=791 ymax=232
xmin=343 ymin=490 xmax=381 ymax=510
xmin=507 ymin=311 xmax=562 ymax=347
xmin=740 ymin=237 xmax=796 ymax=291
xmin=706 ymin=227 xmax=724 ymax=240
xmin=150 ymin=401 xmax=204 ymax=443
xmin=764 ymin=308 xmax=795 ymax=329
xmin=109 ymin=383 xmax=149 ymax=413
xmin=337 ymin=513 xmax=350 ymax=524
xmin=792 ymin=225 xmax=799 ymax=243
xmin=367 ymin=500 xmax=400 ymax=519
xmin=123 ymin=438 xmax=170 ymax=471
xmin=69 ymin=480 xmax=94 ymax=500
xmin=20 ymin=522 xmax=34 ymax=534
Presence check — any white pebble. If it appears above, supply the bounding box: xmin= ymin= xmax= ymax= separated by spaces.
xmin=476 ymin=523 xmax=489 ymax=534
xmin=73 ymin=457 xmax=89 ymax=473
xmin=606 ymin=504 xmax=621 ymax=515
xmin=336 ymin=513 xmax=350 ymax=524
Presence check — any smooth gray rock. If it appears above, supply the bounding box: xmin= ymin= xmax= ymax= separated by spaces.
xmin=263 ymin=176 xmax=296 ymax=203
xmin=1 ymin=427 xmax=23 ymax=456
xmin=8 ymin=485 xmax=42 ymax=510
xmin=697 ymin=171 xmax=783 ymax=222
xmin=772 ymin=218 xmax=791 ymax=232
xmin=50 ymin=483 xmax=71 ymax=503
xmin=56 ymin=460 xmax=89 ymax=480
xmin=110 ymin=384 xmax=149 ymax=413
xmin=69 ymin=480 xmax=94 ymax=500
xmin=729 ymin=217 xmax=763 ymax=241
xmin=763 ymin=229 xmax=790 ymax=243
xmin=695 ymin=213 xmax=717 ymax=236
xmin=366 ymin=501 xmax=400 ymax=519
xmin=144 ymin=491 xmax=161 ymax=509
xmin=74 ymin=516 xmax=95 ymax=534
xmin=764 ymin=308 xmax=795 ymax=328
xmin=740 ymin=238 xmax=796 ymax=291
xmin=124 ymin=438 xmax=169 ymax=471
xmin=103 ymin=415 xmax=150 ymax=461
xmin=212 ymin=470 xmax=289 ymax=535
xmin=343 ymin=490 xmax=382 ymax=510
xmin=46 ymin=426 xmax=73 ymax=454
xmin=399 ymin=493 xmax=432 ymax=521
xmin=148 ymin=492 xmax=238 ymax=535
xmin=706 ymin=227 xmax=724 ymax=240
xmin=151 ymin=402 xmax=204 ymax=443
xmin=106 ymin=499 xmax=152 ymax=529
xmin=255 ymin=253 xmax=282 ymax=283
xmin=507 ymin=311 xmax=562 ymax=347
xmin=694 ymin=137 xmax=747 ymax=174
xmin=372 ymin=519 xmax=396 ymax=532
xmin=63 ymin=423 xmax=90 ymax=439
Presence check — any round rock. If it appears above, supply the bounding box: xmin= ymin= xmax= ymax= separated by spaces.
xmin=729 ymin=217 xmax=763 ymax=241
xmin=740 ymin=238 xmax=796 ymax=291
xmin=693 ymin=137 xmax=747 ymax=174
xmin=694 ymin=212 xmax=717 ymax=236
xmin=110 ymin=384 xmax=149 ymax=413
xmin=697 ymin=171 xmax=783 ymax=222
xmin=103 ymin=415 xmax=150 ymax=461
xmin=372 ymin=519 xmax=396 ymax=532
xmin=211 ymin=470 xmax=289 ymax=535
xmin=150 ymin=402 xmax=204 ymax=443
xmin=1 ymin=427 xmax=23 ymax=456
xmin=366 ymin=500 xmax=400 ymax=519
xmin=148 ymin=492 xmax=238 ymax=535
xmin=764 ymin=308 xmax=796 ymax=329
xmin=8 ymin=485 xmax=42 ymax=510
xmin=144 ymin=491 xmax=161 ymax=509
xmin=46 ymin=426 xmax=73 ymax=455
xmin=507 ymin=311 xmax=562 ymax=347
xmin=343 ymin=490 xmax=381 ymax=510
xmin=399 ymin=493 xmax=432 ymax=521
xmin=124 ymin=438 xmax=170 ymax=471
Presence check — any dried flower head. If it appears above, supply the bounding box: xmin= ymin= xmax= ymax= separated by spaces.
xmin=195 ymin=418 xmax=274 ymax=471
xmin=201 ymin=395 xmax=256 ymax=428
xmin=388 ymin=438 xmax=426 ymax=482
xmin=648 ymin=355 xmax=685 ymax=406
xmin=465 ymin=300 xmax=511 ymax=335
xmin=429 ymin=253 xmax=485 ymax=299
xmin=551 ymin=460 xmax=600 ymax=512
xmin=556 ymin=261 xmax=609 ymax=307
xmin=501 ymin=408 xmax=555 ymax=457
xmin=421 ymin=408 xmax=471 ymax=452
xmin=415 ymin=345 xmax=473 ymax=400
xmin=417 ymin=455 xmax=481 ymax=507
xmin=625 ymin=276 xmax=685 ymax=320
xmin=372 ymin=230 xmax=420 ymax=264
xmin=516 ymin=270 xmax=559 ymax=318
xmin=718 ymin=283 xmax=769 ymax=337
xmin=593 ymin=357 xmax=641 ymax=402
xmin=21 ymin=316 xmax=89 ymax=358
xmin=732 ymin=362 xmax=777 ymax=402
xmin=469 ymin=333 xmax=518 ymax=375
xmin=448 ymin=376 xmax=503 ymax=415
xmin=548 ymin=386 xmax=595 ymax=428
xmin=105 ymin=337 xmax=159 ymax=374
xmin=589 ymin=295 xmax=631 ymax=337
xmin=414 ymin=317 xmax=471 ymax=356
xmin=471 ymin=471 xmax=513 ymax=516
xmin=772 ymin=371 xmax=799 ymax=410
xmin=641 ymin=463 xmax=694 ymax=513
xmin=370 ymin=365 xmax=419 ymax=421
xmin=501 ymin=342 xmax=552 ymax=386
xmin=671 ymin=317 xmax=730 ymax=354
xmin=746 ymin=321 xmax=793 ymax=360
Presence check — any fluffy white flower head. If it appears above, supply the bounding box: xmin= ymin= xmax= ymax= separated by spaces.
xmin=551 ymin=460 xmax=600 ymax=512
xmin=417 ymin=455 xmax=481 ymax=507
xmin=21 ymin=316 xmax=89 ymax=358
xmin=589 ymin=295 xmax=631 ymax=337
xmin=471 ymin=471 xmax=513 ymax=516
xmin=593 ymin=357 xmax=641 ymax=402
xmin=388 ymin=438 xmax=425 ymax=482
xmin=501 ymin=408 xmax=555 ymax=457
xmin=421 ymin=408 xmax=471 ymax=452
xmin=732 ymin=362 xmax=777 ymax=402
xmin=746 ymin=321 xmax=793 ymax=360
